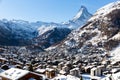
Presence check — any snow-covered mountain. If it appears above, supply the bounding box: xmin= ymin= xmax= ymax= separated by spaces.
xmin=0 ymin=19 xmax=37 ymax=45
xmin=32 ymin=22 xmax=71 ymax=48
xmin=0 ymin=6 xmax=91 ymax=47
xmin=63 ymin=6 xmax=92 ymax=29
xmin=0 ymin=19 xmax=71 ymax=46
xmin=48 ymin=1 xmax=120 ymax=61
xmin=32 ymin=6 xmax=92 ymax=48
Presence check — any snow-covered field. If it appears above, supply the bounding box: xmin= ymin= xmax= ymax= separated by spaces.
xmin=111 ymin=45 xmax=120 ymax=61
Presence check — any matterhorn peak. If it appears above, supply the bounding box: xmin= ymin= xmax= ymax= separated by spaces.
xmin=63 ymin=5 xmax=92 ymax=29
xmin=80 ymin=5 xmax=87 ymax=10
xmin=72 ymin=5 xmax=92 ymax=21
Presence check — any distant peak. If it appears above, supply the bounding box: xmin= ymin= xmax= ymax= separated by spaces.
xmin=72 ymin=5 xmax=92 ymax=21
xmin=76 ymin=5 xmax=87 ymax=14
xmin=80 ymin=5 xmax=87 ymax=9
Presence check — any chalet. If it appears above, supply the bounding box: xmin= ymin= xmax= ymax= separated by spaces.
xmin=36 ymin=64 xmax=43 ymax=69
xmin=0 ymin=58 xmax=8 ymax=64
xmin=45 ymin=68 xmax=56 ymax=79
xmin=0 ymin=68 xmax=43 ymax=80
xmin=52 ymin=66 xmax=57 ymax=71
xmin=91 ymin=66 xmax=102 ymax=77
xmin=91 ymin=67 xmax=97 ymax=76
xmin=84 ymin=65 xmax=94 ymax=74
xmin=1 ymin=64 xmax=9 ymax=70
xmin=70 ymin=68 xmax=80 ymax=77
xmin=58 ymin=62 xmax=64 ymax=70
xmin=11 ymin=61 xmax=23 ymax=66
xmin=62 ymin=66 xmax=69 ymax=73
xmin=0 ymin=48 xmax=5 ymax=53
xmin=15 ymin=64 xmax=23 ymax=69
xmin=111 ymin=61 xmax=120 ymax=66
xmin=59 ymin=70 xmax=67 ymax=75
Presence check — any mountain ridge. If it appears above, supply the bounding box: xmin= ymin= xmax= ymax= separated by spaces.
xmin=47 ymin=1 xmax=120 ymax=61
xmin=0 ymin=6 xmax=92 ymax=47
xmin=63 ymin=6 xmax=92 ymax=29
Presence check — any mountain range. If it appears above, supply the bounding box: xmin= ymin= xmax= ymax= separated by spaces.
xmin=0 ymin=1 xmax=120 ymax=61
xmin=0 ymin=6 xmax=92 ymax=48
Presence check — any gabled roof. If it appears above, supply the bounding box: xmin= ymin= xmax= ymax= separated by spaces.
xmin=0 ymin=68 xmax=29 ymax=80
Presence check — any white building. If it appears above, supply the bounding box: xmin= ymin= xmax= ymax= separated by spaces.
xmin=0 ymin=68 xmax=43 ymax=80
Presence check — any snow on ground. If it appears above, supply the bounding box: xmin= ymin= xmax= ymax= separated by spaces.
xmin=82 ymin=74 xmax=91 ymax=80
xmin=112 ymin=32 xmax=120 ymax=40
xmin=87 ymin=28 xmax=101 ymax=45
xmin=73 ymin=6 xmax=86 ymax=21
xmin=89 ymin=1 xmax=120 ymax=21
xmin=37 ymin=25 xmax=55 ymax=36
xmin=112 ymin=72 xmax=120 ymax=80
xmin=45 ymin=45 xmax=58 ymax=51
xmin=111 ymin=45 xmax=120 ymax=61
xmin=37 ymin=23 xmax=68 ymax=36
xmin=52 ymin=75 xmax=80 ymax=80
xmin=52 ymin=74 xmax=107 ymax=80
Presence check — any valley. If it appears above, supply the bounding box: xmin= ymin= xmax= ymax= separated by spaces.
xmin=0 ymin=1 xmax=120 ymax=80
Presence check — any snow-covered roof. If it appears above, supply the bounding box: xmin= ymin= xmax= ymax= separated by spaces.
xmin=59 ymin=70 xmax=67 ymax=74
xmin=111 ymin=69 xmax=118 ymax=73
xmin=46 ymin=68 xmax=54 ymax=72
xmin=84 ymin=65 xmax=93 ymax=69
xmin=91 ymin=76 xmax=102 ymax=80
xmin=35 ymin=69 xmax=46 ymax=73
xmin=0 ymin=68 xmax=29 ymax=80
xmin=102 ymin=61 xmax=107 ymax=64
xmin=70 ymin=68 xmax=79 ymax=71
xmin=91 ymin=67 xmax=97 ymax=71
xmin=112 ymin=72 xmax=120 ymax=80
xmin=0 ymin=58 xmax=8 ymax=61
xmin=52 ymin=75 xmax=80 ymax=80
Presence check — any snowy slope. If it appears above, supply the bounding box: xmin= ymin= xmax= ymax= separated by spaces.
xmin=37 ymin=22 xmax=68 ymax=36
xmin=89 ymin=1 xmax=120 ymax=21
xmin=73 ymin=6 xmax=92 ymax=21
xmin=48 ymin=1 xmax=120 ymax=61
xmin=0 ymin=19 xmax=71 ymax=46
xmin=36 ymin=5 xmax=92 ymax=37
xmin=0 ymin=19 xmax=37 ymax=45
xmin=64 ymin=6 xmax=92 ymax=29
xmin=0 ymin=19 xmax=36 ymax=39
xmin=111 ymin=45 xmax=120 ymax=61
